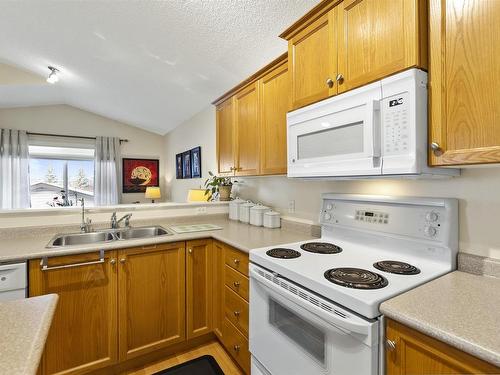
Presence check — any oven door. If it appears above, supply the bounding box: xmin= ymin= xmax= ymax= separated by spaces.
xmin=287 ymin=81 xmax=382 ymax=178
xmin=249 ymin=264 xmax=379 ymax=375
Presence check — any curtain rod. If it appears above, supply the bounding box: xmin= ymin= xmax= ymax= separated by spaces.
xmin=27 ymin=132 xmax=129 ymax=144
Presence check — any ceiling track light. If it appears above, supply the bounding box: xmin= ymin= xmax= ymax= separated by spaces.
xmin=47 ymin=66 xmax=60 ymax=84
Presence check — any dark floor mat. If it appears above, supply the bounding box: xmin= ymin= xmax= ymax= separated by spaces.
xmin=152 ymin=355 xmax=225 ymax=375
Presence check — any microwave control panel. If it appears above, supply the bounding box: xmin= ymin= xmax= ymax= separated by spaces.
xmin=382 ymin=92 xmax=410 ymax=155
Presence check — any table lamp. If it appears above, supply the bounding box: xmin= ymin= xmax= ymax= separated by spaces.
xmin=145 ymin=187 xmax=161 ymax=203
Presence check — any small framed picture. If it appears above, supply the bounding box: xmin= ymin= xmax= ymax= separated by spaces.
xmin=175 ymin=153 xmax=183 ymax=179
xmin=122 ymin=158 xmax=159 ymax=193
xmin=190 ymin=146 xmax=201 ymax=178
xmin=182 ymin=151 xmax=192 ymax=178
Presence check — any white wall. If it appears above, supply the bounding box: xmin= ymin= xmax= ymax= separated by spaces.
xmin=0 ymin=104 xmax=166 ymax=204
xmin=163 ymin=106 xmax=216 ymax=202
xmin=164 ymin=105 xmax=500 ymax=260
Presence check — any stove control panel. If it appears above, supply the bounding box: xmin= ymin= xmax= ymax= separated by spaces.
xmin=320 ymin=195 xmax=458 ymax=247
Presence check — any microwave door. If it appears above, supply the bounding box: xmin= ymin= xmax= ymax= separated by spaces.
xmin=288 ymin=100 xmax=381 ymax=178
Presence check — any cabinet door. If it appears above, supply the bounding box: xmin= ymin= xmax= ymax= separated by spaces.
xmin=212 ymin=240 xmax=226 ymax=340
xmin=386 ymin=319 xmax=500 ymax=375
xmin=429 ymin=0 xmax=500 ymax=166
xmin=234 ymin=82 xmax=260 ymax=176
xmin=288 ymin=10 xmax=337 ymax=109
xmin=216 ymin=97 xmax=235 ymax=175
xmin=337 ymin=0 xmax=426 ymax=93
xmin=186 ymin=239 xmax=213 ymax=339
xmin=260 ymin=59 xmax=289 ymax=175
xmin=29 ymin=251 xmax=118 ymax=375
xmin=118 ymin=243 xmax=185 ymax=361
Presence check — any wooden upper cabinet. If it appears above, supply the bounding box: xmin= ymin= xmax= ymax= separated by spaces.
xmin=337 ymin=0 xmax=428 ymax=93
xmin=429 ymin=0 xmax=500 ymax=166
xmin=118 ymin=243 xmax=185 ymax=361
xmin=186 ymin=239 xmax=213 ymax=339
xmin=234 ymin=81 xmax=260 ymax=176
xmin=287 ymin=10 xmax=338 ymax=109
xmin=260 ymin=58 xmax=289 ymax=175
xmin=216 ymin=97 xmax=235 ymax=175
xmin=29 ymin=251 xmax=118 ymax=375
xmin=386 ymin=319 xmax=500 ymax=375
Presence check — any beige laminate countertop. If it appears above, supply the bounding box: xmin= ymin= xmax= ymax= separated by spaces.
xmin=380 ymin=271 xmax=500 ymax=367
xmin=0 ymin=294 xmax=58 ymax=375
xmin=0 ymin=217 xmax=316 ymax=263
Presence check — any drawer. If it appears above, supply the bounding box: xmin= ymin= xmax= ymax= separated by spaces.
xmin=225 ymin=246 xmax=249 ymax=276
xmin=224 ymin=286 xmax=249 ymax=337
xmin=222 ymin=318 xmax=250 ymax=374
xmin=225 ymin=265 xmax=249 ymax=301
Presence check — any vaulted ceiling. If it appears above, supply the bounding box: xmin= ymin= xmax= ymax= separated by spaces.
xmin=0 ymin=0 xmax=319 ymax=135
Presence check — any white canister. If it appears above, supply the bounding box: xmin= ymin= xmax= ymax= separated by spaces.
xmin=229 ymin=197 xmax=246 ymax=221
xmin=263 ymin=210 xmax=281 ymax=228
xmin=250 ymin=204 xmax=271 ymax=226
xmin=239 ymin=202 xmax=255 ymax=223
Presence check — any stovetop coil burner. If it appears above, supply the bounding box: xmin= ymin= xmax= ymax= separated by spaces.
xmin=373 ymin=260 xmax=421 ymax=275
xmin=300 ymin=242 xmax=343 ymax=254
xmin=324 ymin=267 xmax=388 ymax=289
xmin=266 ymin=248 xmax=301 ymax=259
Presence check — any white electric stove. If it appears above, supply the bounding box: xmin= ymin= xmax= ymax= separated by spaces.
xmin=249 ymin=194 xmax=458 ymax=375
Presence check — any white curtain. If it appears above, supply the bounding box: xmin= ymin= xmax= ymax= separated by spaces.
xmin=0 ymin=129 xmax=30 ymax=209
xmin=94 ymin=136 xmax=121 ymax=206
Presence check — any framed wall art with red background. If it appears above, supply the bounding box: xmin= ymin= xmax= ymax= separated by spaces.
xmin=122 ymin=158 xmax=159 ymax=193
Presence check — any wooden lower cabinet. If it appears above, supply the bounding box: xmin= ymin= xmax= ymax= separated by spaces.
xmin=386 ymin=319 xmax=500 ymax=375
xmin=29 ymin=251 xmax=118 ymax=375
xmin=118 ymin=242 xmax=186 ymax=361
xmin=186 ymin=239 xmax=213 ymax=339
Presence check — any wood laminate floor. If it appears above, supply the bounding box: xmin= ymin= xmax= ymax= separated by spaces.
xmin=124 ymin=341 xmax=244 ymax=375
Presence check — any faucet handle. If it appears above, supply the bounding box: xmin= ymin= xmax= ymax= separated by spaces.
xmin=125 ymin=214 xmax=132 ymax=227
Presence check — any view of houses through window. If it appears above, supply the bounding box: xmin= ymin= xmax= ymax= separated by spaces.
xmin=28 ymin=145 xmax=95 ymax=208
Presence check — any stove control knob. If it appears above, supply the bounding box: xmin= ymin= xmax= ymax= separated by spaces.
xmin=324 ymin=213 xmax=332 ymax=220
xmin=424 ymin=226 xmax=437 ymax=237
xmin=326 ymin=203 xmax=333 ymax=210
xmin=426 ymin=211 xmax=439 ymax=222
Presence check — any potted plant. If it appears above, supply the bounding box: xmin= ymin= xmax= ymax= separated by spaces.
xmin=204 ymin=171 xmax=233 ymax=201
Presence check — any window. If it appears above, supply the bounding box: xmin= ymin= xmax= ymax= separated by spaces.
xmin=28 ymin=143 xmax=95 ymax=208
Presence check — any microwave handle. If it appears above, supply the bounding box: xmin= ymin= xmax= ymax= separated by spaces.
xmin=250 ymin=267 xmax=373 ymax=337
xmin=367 ymin=100 xmax=381 ymax=158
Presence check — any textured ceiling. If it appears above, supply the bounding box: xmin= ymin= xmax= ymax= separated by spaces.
xmin=0 ymin=0 xmax=319 ymax=134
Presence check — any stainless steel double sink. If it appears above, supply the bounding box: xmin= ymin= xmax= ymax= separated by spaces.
xmin=46 ymin=226 xmax=172 ymax=248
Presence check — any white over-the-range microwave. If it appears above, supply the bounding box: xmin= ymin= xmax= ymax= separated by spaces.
xmin=287 ymin=69 xmax=460 ymax=178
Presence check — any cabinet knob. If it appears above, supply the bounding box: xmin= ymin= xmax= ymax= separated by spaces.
xmin=188 ymin=248 xmax=193 ymax=254
xmin=109 ymin=259 xmax=116 ymax=265
xmin=233 ymin=310 xmax=241 ymax=317
xmin=233 ymin=281 xmax=240 ymax=288
xmin=326 ymin=78 xmax=334 ymax=88
xmin=120 ymin=258 xmax=126 ymax=264
xmin=233 ymin=345 xmax=241 ymax=352
xmin=229 ymin=167 xmax=235 ymax=171
xmin=233 ymin=258 xmax=240 ymax=265
xmin=430 ymin=142 xmax=443 ymax=156
xmin=386 ymin=339 xmax=397 ymax=351
xmin=336 ymin=73 xmax=344 ymax=83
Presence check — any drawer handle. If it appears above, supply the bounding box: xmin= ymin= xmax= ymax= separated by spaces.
xmin=233 ymin=281 xmax=240 ymax=288
xmin=233 ymin=258 xmax=240 ymax=265
xmin=233 ymin=345 xmax=240 ymax=352
xmin=40 ymin=249 xmax=105 ymax=271
xmin=233 ymin=310 xmax=241 ymax=317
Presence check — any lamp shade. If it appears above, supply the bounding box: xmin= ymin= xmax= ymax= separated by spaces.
xmin=187 ymin=189 xmax=210 ymax=202
xmin=145 ymin=187 xmax=161 ymax=199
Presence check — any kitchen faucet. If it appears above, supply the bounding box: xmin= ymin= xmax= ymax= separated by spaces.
xmin=111 ymin=212 xmax=132 ymax=229
xmin=79 ymin=198 xmax=93 ymax=233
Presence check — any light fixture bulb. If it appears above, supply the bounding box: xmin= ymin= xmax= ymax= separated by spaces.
xmin=46 ymin=66 xmax=60 ymax=84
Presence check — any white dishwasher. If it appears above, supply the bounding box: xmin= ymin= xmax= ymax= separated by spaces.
xmin=0 ymin=262 xmax=27 ymax=301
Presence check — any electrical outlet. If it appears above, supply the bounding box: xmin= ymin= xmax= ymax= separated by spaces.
xmin=196 ymin=206 xmax=207 ymax=214
xmin=288 ymin=200 xmax=295 ymax=214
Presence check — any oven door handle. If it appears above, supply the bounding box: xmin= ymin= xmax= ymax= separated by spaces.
xmin=250 ymin=267 xmax=373 ymax=337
